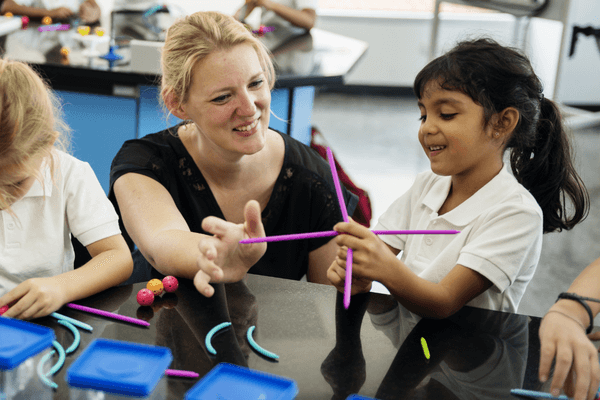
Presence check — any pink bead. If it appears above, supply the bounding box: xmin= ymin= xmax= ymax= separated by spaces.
xmin=21 ymin=16 xmax=29 ymax=29
xmin=136 ymin=289 xmax=154 ymax=306
xmin=0 ymin=305 xmax=9 ymax=315
xmin=162 ymin=276 xmax=179 ymax=292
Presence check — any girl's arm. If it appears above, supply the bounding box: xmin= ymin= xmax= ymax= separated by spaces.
xmin=329 ymin=220 xmax=492 ymax=319
xmin=0 ymin=234 xmax=132 ymax=320
xmin=113 ymin=173 xmax=266 ymax=297
xmin=538 ymin=256 xmax=600 ymax=400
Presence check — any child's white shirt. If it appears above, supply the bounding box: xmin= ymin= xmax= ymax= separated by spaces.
xmin=374 ymin=164 xmax=543 ymax=313
xmin=0 ymin=150 xmax=120 ymax=295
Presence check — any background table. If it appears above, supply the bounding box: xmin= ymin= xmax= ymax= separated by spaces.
xmin=0 ymin=15 xmax=367 ymax=193
xmin=24 ymin=273 xmax=584 ymax=399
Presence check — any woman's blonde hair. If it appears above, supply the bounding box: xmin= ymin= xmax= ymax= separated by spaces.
xmin=0 ymin=59 xmax=71 ymax=210
xmin=160 ymin=11 xmax=276 ymax=115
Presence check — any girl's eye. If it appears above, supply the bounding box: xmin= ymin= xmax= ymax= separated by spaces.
xmin=418 ymin=115 xmax=426 ymax=122
xmin=250 ymin=79 xmax=263 ymax=88
xmin=441 ymin=113 xmax=457 ymax=120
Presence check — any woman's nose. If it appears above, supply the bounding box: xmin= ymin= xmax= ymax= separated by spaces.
xmin=237 ymin=90 xmax=257 ymax=117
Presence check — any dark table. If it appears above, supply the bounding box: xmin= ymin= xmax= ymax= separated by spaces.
xmin=32 ymin=273 xmax=567 ymax=399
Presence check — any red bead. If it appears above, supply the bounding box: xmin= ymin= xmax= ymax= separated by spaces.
xmin=0 ymin=305 xmax=9 ymax=315
xmin=136 ymin=289 xmax=154 ymax=306
xmin=162 ymin=276 xmax=179 ymax=292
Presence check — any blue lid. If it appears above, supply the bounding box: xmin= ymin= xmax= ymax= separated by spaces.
xmin=184 ymin=363 xmax=298 ymax=400
xmin=346 ymin=395 xmax=378 ymax=400
xmin=0 ymin=317 xmax=55 ymax=370
xmin=66 ymin=339 xmax=172 ymax=397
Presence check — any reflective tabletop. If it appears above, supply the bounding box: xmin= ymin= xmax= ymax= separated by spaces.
xmin=26 ymin=273 xmax=569 ymax=399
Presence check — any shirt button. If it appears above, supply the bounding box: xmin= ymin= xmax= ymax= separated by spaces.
xmin=7 ymin=222 xmax=15 ymax=229
xmin=425 ymin=237 xmax=433 ymax=245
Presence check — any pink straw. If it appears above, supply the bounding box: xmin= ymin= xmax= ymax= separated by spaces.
xmin=326 ymin=147 xmax=353 ymax=309
xmin=240 ymin=229 xmax=460 ymax=244
xmin=66 ymin=303 xmax=150 ymax=327
xmin=165 ymin=369 xmax=199 ymax=378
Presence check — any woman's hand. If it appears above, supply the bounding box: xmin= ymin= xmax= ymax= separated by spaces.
xmin=48 ymin=7 xmax=73 ymax=19
xmin=194 ymin=200 xmax=266 ymax=297
xmin=539 ymin=309 xmax=600 ymax=400
xmin=0 ymin=277 xmax=67 ymax=320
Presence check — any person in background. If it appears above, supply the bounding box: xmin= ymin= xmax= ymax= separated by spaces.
xmin=538 ymin=255 xmax=600 ymax=400
xmin=0 ymin=0 xmax=100 ymax=24
xmin=0 ymin=59 xmax=132 ymax=319
xmin=235 ymin=0 xmax=316 ymax=31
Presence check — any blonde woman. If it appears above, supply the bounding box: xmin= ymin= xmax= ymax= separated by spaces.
xmin=0 ymin=59 xmax=132 ymax=319
xmin=110 ymin=11 xmax=357 ymax=297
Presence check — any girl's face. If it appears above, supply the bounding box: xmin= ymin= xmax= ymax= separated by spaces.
xmin=0 ymin=153 xmax=44 ymax=210
xmin=417 ymin=81 xmax=503 ymax=181
xmin=179 ymin=43 xmax=271 ymax=158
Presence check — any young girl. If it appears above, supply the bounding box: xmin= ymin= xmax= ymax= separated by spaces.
xmin=0 ymin=59 xmax=133 ymax=320
xmin=328 ymin=38 xmax=589 ymax=319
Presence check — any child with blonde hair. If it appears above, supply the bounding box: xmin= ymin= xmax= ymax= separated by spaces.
xmin=0 ymin=59 xmax=132 ymax=319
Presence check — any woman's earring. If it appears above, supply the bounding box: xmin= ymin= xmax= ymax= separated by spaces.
xmin=494 ymin=132 xmax=500 ymax=137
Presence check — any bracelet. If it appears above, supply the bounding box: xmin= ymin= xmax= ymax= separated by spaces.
xmin=556 ymin=292 xmax=596 ymax=334
xmin=545 ymin=310 xmax=586 ymax=331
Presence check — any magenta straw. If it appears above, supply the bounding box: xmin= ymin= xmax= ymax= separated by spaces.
xmin=239 ymin=229 xmax=460 ymax=244
xmin=165 ymin=369 xmax=199 ymax=378
xmin=66 ymin=303 xmax=150 ymax=327
xmin=326 ymin=147 xmax=352 ymax=309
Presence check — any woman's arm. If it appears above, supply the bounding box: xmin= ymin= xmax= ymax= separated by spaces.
xmin=539 ymin=256 xmax=600 ymax=400
xmin=114 ymin=173 xmax=266 ymax=297
xmin=0 ymin=234 xmax=132 ymax=319
xmin=250 ymin=0 xmax=315 ymax=30
xmin=1 ymin=0 xmax=73 ymax=19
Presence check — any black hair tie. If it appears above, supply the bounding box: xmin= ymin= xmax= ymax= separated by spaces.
xmin=556 ymin=292 xmax=600 ymax=334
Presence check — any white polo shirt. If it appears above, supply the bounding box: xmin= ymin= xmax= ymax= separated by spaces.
xmin=0 ymin=150 xmax=120 ymax=295
xmin=375 ymin=164 xmax=543 ymax=313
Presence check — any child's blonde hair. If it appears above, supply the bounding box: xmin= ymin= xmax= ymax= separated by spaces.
xmin=160 ymin=11 xmax=275 ymax=119
xmin=0 ymin=59 xmax=71 ymax=210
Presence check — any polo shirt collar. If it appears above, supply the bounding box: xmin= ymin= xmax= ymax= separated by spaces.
xmin=22 ymin=159 xmax=53 ymax=198
xmin=422 ymin=164 xmax=515 ymax=226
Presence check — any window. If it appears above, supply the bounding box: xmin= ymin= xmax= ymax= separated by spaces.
xmin=317 ymin=0 xmax=495 ymax=14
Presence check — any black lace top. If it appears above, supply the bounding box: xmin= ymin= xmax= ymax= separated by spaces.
xmin=109 ymin=125 xmax=358 ymax=281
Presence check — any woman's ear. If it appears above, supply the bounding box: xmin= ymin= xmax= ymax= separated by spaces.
xmin=164 ymin=91 xmax=189 ymax=120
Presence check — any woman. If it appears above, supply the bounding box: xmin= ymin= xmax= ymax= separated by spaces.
xmin=109 ymin=11 xmax=357 ymax=297
xmin=235 ymin=0 xmax=317 ymax=31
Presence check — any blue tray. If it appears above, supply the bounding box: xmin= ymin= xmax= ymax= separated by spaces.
xmin=0 ymin=317 xmax=55 ymax=370
xmin=347 ymin=395 xmax=378 ymax=400
xmin=184 ymin=363 xmax=298 ymax=400
xmin=66 ymin=339 xmax=172 ymax=397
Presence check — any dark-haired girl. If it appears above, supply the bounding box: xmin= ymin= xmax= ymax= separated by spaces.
xmin=328 ymin=38 xmax=589 ymax=320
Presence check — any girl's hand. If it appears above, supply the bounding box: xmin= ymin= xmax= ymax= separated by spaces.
xmin=538 ymin=309 xmax=600 ymax=400
xmin=194 ymin=200 xmax=266 ymax=297
xmin=0 ymin=277 xmax=67 ymax=320
xmin=48 ymin=7 xmax=73 ymax=19
xmin=327 ymin=255 xmax=372 ymax=295
xmin=333 ymin=220 xmax=399 ymax=284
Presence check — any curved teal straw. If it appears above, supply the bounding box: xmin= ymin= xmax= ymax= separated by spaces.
xmin=37 ymin=340 xmax=65 ymax=389
xmin=205 ymin=322 xmax=232 ymax=355
xmin=325 ymin=147 xmax=353 ymax=309
xmin=247 ymin=326 xmax=279 ymax=360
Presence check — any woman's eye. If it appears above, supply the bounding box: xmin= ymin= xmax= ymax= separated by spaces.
xmin=250 ymin=79 xmax=263 ymax=88
xmin=212 ymin=94 xmax=230 ymax=103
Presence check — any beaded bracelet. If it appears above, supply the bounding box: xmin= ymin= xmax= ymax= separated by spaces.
xmin=556 ymin=292 xmax=600 ymax=334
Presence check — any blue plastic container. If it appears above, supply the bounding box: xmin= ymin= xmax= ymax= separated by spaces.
xmin=0 ymin=317 xmax=55 ymax=400
xmin=66 ymin=339 xmax=172 ymax=399
xmin=347 ymin=395 xmax=378 ymax=400
xmin=184 ymin=363 xmax=298 ymax=400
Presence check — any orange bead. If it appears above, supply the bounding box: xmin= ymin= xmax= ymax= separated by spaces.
xmin=147 ymin=279 xmax=164 ymax=296
xmin=4 ymin=12 xmax=13 ymax=17
xmin=42 ymin=16 xmax=52 ymax=25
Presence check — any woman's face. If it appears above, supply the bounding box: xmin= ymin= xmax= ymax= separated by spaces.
xmin=180 ymin=43 xmax=271 ymax=157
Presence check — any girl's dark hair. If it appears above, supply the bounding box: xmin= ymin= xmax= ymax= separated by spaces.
xmin=414 ymin=38 xmax=589 ymax=233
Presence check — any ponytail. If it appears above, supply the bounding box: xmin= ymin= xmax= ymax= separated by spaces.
xmin=510 ymin=97 xmax=589 ymax=233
